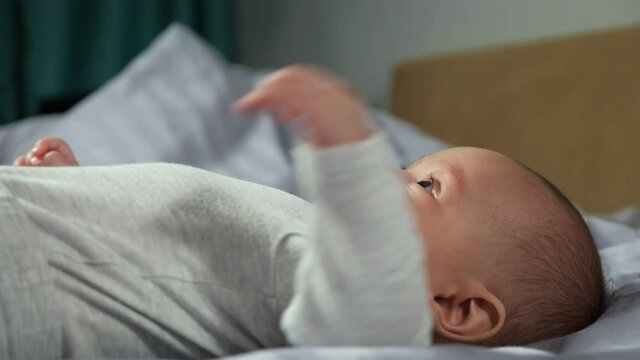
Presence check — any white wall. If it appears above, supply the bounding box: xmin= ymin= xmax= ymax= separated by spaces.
xmin=236 ymin=0 xmax=640 ymax=107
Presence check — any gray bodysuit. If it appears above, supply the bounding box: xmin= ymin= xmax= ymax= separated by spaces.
xmin=0 ymin=134 xmax=431 ymax=359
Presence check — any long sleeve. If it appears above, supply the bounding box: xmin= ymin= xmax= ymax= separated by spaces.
xmin=280 ymin=133 xmax=432 ymax=347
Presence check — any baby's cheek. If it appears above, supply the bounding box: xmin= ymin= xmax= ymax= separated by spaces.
xmin=419 ymin=233 xmax=461 ymax=313
xmin=423 ymin=255 xmax=440 ymax=296
xmin=404 ymin=185 xmax=442 ymax=291
xmin=405 ymin=186 xmax=429 ymax=225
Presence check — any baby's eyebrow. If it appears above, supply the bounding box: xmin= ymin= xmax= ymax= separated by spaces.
xmin=405 ymin=155 xmax=428 ymax=169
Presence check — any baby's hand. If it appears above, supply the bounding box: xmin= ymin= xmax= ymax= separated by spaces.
xmin=13 ymin=137 xmax=79 ymax=167
xmin=234 ymin=65 xmax=374 ymax=147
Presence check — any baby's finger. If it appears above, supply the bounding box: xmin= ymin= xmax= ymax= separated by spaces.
xmin=233 ymin=70 xmax=316 ymax=114
xmin=234 ymin=85 xmax=297 ymax=115
xmin=232 ymin=91 xmax=272 ymax=114
xmin=235 ymin=91 xmax=304 ymax=125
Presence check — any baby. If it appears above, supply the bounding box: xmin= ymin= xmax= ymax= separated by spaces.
xmin=12 ymin=66 xmax=603 ymax=349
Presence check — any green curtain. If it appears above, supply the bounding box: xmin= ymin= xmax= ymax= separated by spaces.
xmin=0 ymin=0 xmax=21 ymax=125
xmin=0 ymin=0 xmax=234 ymax=125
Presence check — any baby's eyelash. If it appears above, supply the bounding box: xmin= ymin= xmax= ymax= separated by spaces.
xmin=418 ymin=176 xmax=436 ymax=192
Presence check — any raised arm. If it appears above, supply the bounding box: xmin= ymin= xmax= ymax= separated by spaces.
xmin=234 ymin=66 xmax=432 ymax=346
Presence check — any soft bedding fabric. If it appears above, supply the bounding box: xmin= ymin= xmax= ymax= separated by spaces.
xmin=0 ymin=23 xmax=638 ymax=359
xmin=224 ymin=347 xmax=640 ymax=360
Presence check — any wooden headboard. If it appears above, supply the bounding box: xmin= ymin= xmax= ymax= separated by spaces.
xmin=391 ymin=25 xmax=640 ymax=212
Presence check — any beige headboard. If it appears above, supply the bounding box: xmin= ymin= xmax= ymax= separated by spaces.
xmin=392 ymin=25 xmax=640 ymax=212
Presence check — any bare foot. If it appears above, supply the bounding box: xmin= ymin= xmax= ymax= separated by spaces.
xmin=13 ymin=137 xmax=79 ymax=167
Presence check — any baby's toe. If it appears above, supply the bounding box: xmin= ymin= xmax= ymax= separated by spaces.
xmin=13 ymin=155 xmax=28 ymax=166
xmin=35 ymin=150 xmax=75 ymax=166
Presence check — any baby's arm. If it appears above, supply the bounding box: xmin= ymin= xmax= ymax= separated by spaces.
xmin=13 ymin=137 xmax=79 ymax=167
xmin=235 ymin=66 xmax=432 ymax=346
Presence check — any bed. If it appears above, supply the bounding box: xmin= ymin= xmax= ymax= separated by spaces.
xmin=0 ymin=23 xmax=638 ymax=360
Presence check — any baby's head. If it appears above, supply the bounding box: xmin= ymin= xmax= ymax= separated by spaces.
xmin=402 ymin=147 xmax=604 ymax=346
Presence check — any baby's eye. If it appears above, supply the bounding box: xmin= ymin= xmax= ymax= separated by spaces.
xmin=417 ymin=178 xmax=435 ymax=195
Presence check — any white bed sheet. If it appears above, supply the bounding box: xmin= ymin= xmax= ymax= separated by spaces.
xmin=0 ymin=23 xmax=638 ymax=360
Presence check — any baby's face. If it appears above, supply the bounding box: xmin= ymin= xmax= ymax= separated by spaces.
xmin=401 ymin=147 xmax=549 ymax=297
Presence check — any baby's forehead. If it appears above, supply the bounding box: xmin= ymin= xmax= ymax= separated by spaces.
xmin=414 ymin=147 xmax=519 ymax=174
xmin=417 ymin=147 xmax=551 ymax=208
xmin=435 ymin=146 xmax=508 ymax=161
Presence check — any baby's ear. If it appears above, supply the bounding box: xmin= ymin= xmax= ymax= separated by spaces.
xmin=430 ymin=284 xmax=505 ymax=343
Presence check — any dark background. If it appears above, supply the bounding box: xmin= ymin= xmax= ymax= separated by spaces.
xmin=0 ymin=0 xmax=234 ymax=125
